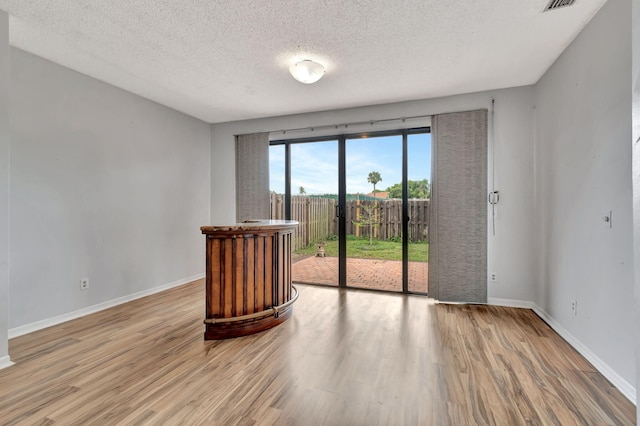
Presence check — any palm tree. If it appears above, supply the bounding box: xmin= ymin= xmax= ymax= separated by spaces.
xmin=367 ymin=171 xmax=382 ymax=194
xmin=298 ymin=186 xmax=306 ymax=195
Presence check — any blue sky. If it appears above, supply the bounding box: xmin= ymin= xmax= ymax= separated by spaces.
xmin=270 ymin=133 xmax=431 ymax=195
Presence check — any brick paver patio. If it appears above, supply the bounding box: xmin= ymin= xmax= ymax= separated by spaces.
xmin=292 ymin=256 xmax=428 ymax=293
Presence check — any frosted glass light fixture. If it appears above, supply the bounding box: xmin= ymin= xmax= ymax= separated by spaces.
xmin=289 ymin=60 xmax=325 ymax=84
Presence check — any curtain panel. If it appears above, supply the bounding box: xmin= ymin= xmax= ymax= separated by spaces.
xmin=236 ymin=132 xmax=270 ymax=222
xmin=429 ymin=110 xmax=488 ymax=303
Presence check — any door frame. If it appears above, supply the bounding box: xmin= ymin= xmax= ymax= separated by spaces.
xmin=271 ymin=126 xmax=431 ymax=294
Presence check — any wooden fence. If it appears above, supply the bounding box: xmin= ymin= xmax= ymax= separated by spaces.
xmin=270 ymin=194 xmax=429 ymax=251
xmin=271 ymin=194 xmax=336 ymax=251
xmin=345 ymin=199 xmax=429 ymax=242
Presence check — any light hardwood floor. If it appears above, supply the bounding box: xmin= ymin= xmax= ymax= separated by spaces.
xmin=0 ymin=280 xmax=635 ymax=425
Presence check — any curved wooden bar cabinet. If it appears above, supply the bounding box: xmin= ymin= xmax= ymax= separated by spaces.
xmin=200 ymin=220 xmax=298 ymax=340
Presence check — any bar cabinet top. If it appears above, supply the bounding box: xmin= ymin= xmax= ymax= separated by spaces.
xmin=200 ymin=219 xmax=298 ymax=234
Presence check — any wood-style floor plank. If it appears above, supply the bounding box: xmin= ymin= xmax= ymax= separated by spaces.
xmin=0 ymin=280 xmax=635 ymax=425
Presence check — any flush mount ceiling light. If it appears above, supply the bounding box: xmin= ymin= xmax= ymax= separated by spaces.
xmin=289 ymin=60 xmax=325 ymax=84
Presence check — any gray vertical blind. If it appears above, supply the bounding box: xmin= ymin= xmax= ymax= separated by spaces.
xmin=429 ymin=110 xmax=488 ymax=303
xmin=236 ymin=132 xmax=270 ymax=222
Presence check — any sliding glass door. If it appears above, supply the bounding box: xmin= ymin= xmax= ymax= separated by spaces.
xmin=270 ymin=129 xmax=430 ymax=294
xmin=291 ymin=141 xmax=339 ymax=286
xmin=345 ymin=135 xmax=403 ymax=292
xmin=407 ymin=132 xmax=431 ymax=293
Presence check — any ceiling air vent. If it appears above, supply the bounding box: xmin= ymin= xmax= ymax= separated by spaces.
xmin=544 ymin=0 xmax=577 ymax=12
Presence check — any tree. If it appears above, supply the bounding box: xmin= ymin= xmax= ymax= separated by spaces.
xmin=298 ymin=186 xmax=306 ymax=195
xmin=367 ymin=171 xmax=382 ymax=193
xmin=352 ymin=201 xmax=380 ymax=246
xmin=386 ymin=179 xmax=430 ymax=199
xmin=415 ymin=179 xmax=429 ymax=198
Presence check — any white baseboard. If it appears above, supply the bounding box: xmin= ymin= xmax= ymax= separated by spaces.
xmin=488 ymin=297 xmax=636 ymax=405
xmin=532 ymin=305 xmax=636 ymax=404
xmin=0 ymin=355 xmax=14 ymax=370
xmin=487 ymin=297 xmax=536 ymax=310
xmin=8 ymin=274 xmax=204 ymax=339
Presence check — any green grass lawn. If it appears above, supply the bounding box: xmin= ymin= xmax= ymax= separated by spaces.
xmin=295 ymin=235 xmax=428 ymax=262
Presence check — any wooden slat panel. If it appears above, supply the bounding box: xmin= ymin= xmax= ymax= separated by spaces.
xmin=285 ymin=233 xmax=291 ymax=301
xmin=255 ymin=236 xmax=265 ymax=310
xmin=281 ymin=233 xmax=287 ymax=303
xmin=264 ymin=235 xmax=273 ymax=308
xmin=223 ymin=239 xmax=233 ymax=317
xmin=207 ymin=238 xmax=221 ymax=317
xmin=246 ymin=237 xmax=255 ymax=314
xmin=234 ymin=237 xmax=244 ymax=317
xmin=277 ymin=233 xmax=285 ymax=305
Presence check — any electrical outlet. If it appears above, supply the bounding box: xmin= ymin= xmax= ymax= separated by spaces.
xmin=80 ymin=278 xmax=89 ymax=290
xmin=490 ymin=272 xmax=497 ymax=282
xmin=571 ymin=300 xmax=577 ymax=315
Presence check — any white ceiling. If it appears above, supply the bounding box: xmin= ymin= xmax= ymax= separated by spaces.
xmin=0 ymin=0 xmax=607 ymax=124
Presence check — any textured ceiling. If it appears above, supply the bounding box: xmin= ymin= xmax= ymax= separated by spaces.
xmin=0 ymin=0 xmax=607 ymax=123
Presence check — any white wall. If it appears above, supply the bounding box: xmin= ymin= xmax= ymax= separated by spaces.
xmin=8 ymin=49 xmax=211 ymax=329
xmin=535 ymin=0 xmax=635 ymax=395
xmin=0 ymin=10 xmax=10 ymax=367
xmin=211 ymin=86 xmax=537 ymax=303
xmin=632 ymin=0 xmax=640 ymax=415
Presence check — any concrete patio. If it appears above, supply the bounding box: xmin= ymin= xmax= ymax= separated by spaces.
xmin=292 ymin=256 xmax=428 ymax=293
